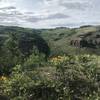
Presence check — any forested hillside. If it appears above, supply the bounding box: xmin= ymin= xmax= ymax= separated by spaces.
xmin=1 ymin=25 xmax=100 ymax=56
xmin=0 ymin=25 xmax=100 ymax=100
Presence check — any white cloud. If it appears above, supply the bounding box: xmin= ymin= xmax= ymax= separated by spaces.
xmin=0 ymin=0 xmax=100 ymax=28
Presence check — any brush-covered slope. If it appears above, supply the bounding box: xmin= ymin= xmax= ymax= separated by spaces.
xmin=40 ymin=25 xmax=100 ymax=55
xmin=0 ymin=25 xmax=100 ymax=56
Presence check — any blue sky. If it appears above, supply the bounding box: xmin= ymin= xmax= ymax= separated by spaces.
xmin=0 ymin=0 xmax=100 ymax=28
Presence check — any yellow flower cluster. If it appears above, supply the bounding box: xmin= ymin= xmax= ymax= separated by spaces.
xmin=0 ymin=76 xmax=7 ymax=81
xmin=50 ymin=56 xmax=68 ymax=65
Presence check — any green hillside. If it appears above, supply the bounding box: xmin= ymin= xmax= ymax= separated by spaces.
xmin=0 ymin=25 xmax=100 ymax=100
xmin=0 ymin=25 xmax=100 ymax=56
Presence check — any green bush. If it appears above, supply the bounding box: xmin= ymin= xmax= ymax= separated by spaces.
xmin=1 ymin=54 xmax=100 ymax=100
xmin=2 ymin=65 xmax=58 ymax=100
xmin=51 ymin=55 xmax=100 ymax=99
xmin=23 ymin=53 xmax=46 ymax=70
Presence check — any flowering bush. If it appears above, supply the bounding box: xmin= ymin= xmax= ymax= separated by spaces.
xmin=50 ymin=54 xmax=100 ymax=99
xmin=0 ymin=54 xmax=100 ymax=100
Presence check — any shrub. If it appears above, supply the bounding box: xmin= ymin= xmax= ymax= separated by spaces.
xmin=2 ymin=65 xmax=58 ymax=100
xmin=51 ymin=55 xmax=100 ymax=99
xmin=1 ymin=54 xmax=100 ymax=100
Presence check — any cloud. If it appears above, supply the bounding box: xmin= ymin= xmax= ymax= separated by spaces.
xmin=47 ymin=13 xmax=69 ymax=19
xmin=24 ymin=13 xmax=69 ymax=23
xmin=24 ymin=16 xmax=41 ymax=23
xmin=0 ymin=0 xmax=99 ymax=28
xmin=0 ymin=6 xmax=16 ymax=10
xmin=61 ymin=2 xmax=88 ymax=10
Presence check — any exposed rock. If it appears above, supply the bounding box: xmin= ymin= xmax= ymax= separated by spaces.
xmin=70 ymin=31 xmax=100 ymax=49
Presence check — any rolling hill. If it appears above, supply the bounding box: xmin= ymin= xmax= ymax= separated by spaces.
xmin=0 ymin=25 xmax=100 ymax=56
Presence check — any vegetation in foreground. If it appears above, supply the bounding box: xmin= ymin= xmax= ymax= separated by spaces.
xmin=0 ymin=53 xmax=100 ymax=100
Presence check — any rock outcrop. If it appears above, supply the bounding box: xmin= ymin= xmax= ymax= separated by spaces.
xmin=70 ymin=31 xmax=100 ymax=49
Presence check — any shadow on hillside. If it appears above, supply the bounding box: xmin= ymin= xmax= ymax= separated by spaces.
xmin=19 ymin=33 xmax=50 ymax=57
xmin=0 ymin=95 xmax=10 ymax=100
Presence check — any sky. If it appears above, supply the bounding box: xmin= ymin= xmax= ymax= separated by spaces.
xmin=0 ymin=0 xmax=100 ymax=28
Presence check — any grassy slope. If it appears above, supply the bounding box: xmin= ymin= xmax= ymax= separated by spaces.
xmin=0 ymin=25 xmax=100 ymax=55
xmin=40 ymin=26 xmax=100 ymax=55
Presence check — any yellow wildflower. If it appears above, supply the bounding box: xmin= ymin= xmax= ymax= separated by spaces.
xmin=0 ymin=76 xmax=7 ymax=81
